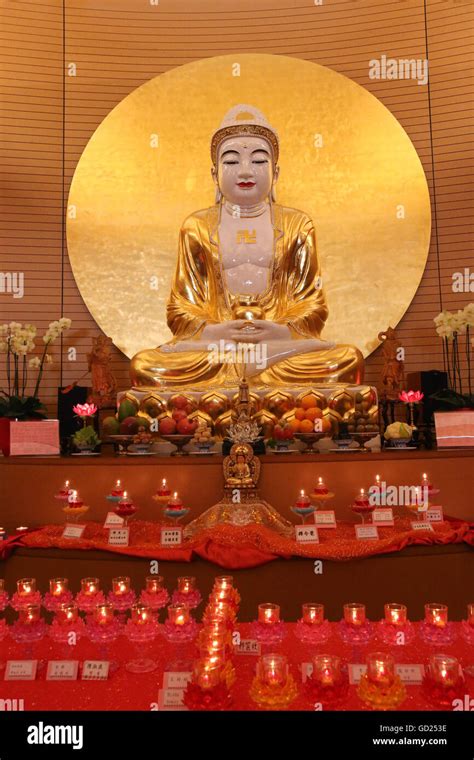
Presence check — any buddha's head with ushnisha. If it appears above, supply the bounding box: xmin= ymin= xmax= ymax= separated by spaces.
xmin=210 ymin=105 xmax=280 ymax=207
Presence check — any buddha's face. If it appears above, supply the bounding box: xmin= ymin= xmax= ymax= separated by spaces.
xmin=213 ymin=135 xmax=278 ymax=207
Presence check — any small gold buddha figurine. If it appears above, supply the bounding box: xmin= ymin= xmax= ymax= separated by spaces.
xmin=130 ymin=104 xmax=364 ymax=390
xmin=224 ymin=443 xmax=258 ymax=489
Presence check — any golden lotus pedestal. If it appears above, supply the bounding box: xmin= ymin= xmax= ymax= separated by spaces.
xmin=118 ymin=384 xmax=379 ymax=440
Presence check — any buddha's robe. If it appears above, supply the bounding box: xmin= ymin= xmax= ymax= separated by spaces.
xmin=130 ymin=204 xmax=364 ymax=389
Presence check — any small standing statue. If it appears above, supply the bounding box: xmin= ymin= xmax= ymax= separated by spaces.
xmin=378 ymin=327 xmax=405 ymax=397
xmin=87 ymin=335 xmax=117 ymax=408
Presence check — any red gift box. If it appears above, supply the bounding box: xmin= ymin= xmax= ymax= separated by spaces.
xmin=0 ymin=419 xmax=60 ymax=456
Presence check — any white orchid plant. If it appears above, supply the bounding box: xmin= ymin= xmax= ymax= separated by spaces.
xmin=433 ymin=303 xmax=473 ymax=408
xmin=0 ymin=318 xmax=72 ymax=419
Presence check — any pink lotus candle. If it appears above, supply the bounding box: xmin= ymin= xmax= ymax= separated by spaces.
xmin=194 ymin=658 xmax=221 ymax=690
xmin=467 ymin=603 xmax=474 ymax=627
xmin=258 ymin=654 xmax=287 ymax=687
xmin=57 ymin=603 xmax=78 ymax=625
xmin=112 ymin=576 xmax=131 ymax=596
xmin=167 ymin=603 xmax=190 ymax=627
xmin=367 ymin=652 xmax=395 ymax=688
xmin=81 ymin=577 xmax=99 ymax=596
xmin=344 ymin=602 xmax=366 ymax=627
xmin=425 ymin=603 xmax=448 ymax=629
xmin=94 ymin=603 xmax=114 ymax=627
xmin=177 ymin=576 xmax=196 ymax=595
xmin=313 ymin=477 xmax=329 ymax=496
xmin=258 ymin=603 xmax=280 ymax=625
xmin=302 ymin=603 xmax=324 ymax=626
xmin=145 ymin=576 xmax=164 ymax=594
xmin=429 ymin=654 xmax=460 ymax=688
xmin=131 ymin=604 xmax=152 ymax=626
xmin=19 ymin=604 xmax=40 ymax=624
xmin=384 ymin=603 xmax=407 ymax=626
xmin=17 ymin=578 xmax=36 ymax=597
xmin=49 ymin=578 xmax=68 ymax=597
xmin=312 ymin=655 xmax=342 ymax=687
xmin=111 ymin=479 xmax=124 ymax=497
xmin=295 ymin=490 xmax=310 ymax=508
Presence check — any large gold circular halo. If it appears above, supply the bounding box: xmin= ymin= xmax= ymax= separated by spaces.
xmin=67 ymin=53 xmax=431 ymax=359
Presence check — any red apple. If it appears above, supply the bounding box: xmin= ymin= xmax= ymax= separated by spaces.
xmin=173 ymin=395 xmax=189 ymax=410
xmin=172 ymin=409 xmax=187 ymax=422
xmin=159 ymin=417 xmax=177 ymax=435
xmin=283 ymin=424 xmax=294 ymax=440
xmin=274 ymin=424 xmax=285 ymax=441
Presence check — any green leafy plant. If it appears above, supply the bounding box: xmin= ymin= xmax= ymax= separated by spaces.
xmin=72 ymin=425 xmax=101 ymax=448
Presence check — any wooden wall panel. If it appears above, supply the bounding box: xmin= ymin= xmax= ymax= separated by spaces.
xmin=0 ymin=0 xmax=472 ymax=414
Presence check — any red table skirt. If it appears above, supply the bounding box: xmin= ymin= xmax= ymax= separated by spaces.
xmin=0 ymin=622 xmax=472 ymax=711
xmin=11 ymin=516 xmax=473 ymax=569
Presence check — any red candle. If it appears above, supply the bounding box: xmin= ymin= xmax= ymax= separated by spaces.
xmin=167 ymin=492 xmax=183 ymax=509
xmin=367 ymin=652 xmax=395 ymax=688
xmin=295 ymin=490 xmax=310 ymax=508
xmin=344 ymin=602 xmax=366 ymax=627
xmin=429 ymin=655 xmax=460 ymax=688
xmin=118 ymin=491 xmax=133 ymax=508
xmin=258 ymin=603 xmax=280 ymax=625
xmin=302 ymin=603 xmax=324 ymax=626
xmin=57 ymin=603 xmax=78 ymax=625
xmin=213 ymin=575 xmax=233 ymax=591
xmin=81 ymin=577 xmax=99 ymax=596
xmin=145 ymin=576 xmax=164 ymax=594
xmin=49 ymin=578 xmax=68 ymax=597
xmin=313 ymin=477 xmax=329 ymax=496
xmin=131 ymin=604 xmax=151 ymax=626
xmin=58 ymin=479 xmax=71 ymax=498
xmin=157 ymin=478 xmax=171 ymax=497
xmin=112 ymin=576 xmax=130 ymax=596
xmin=19 ymin=604 xmax=40 ymax=625
xmin=94 ymin=603 xmax=113 ymax=627
xmin=68 ymin=490 xmax=83 ymax=507
xmin=312 ymin=655 xmax=341 ymax=687
xmin=168 ymin=603 xmax=189 ymax=626
xmin=177 ymin=576 xmax=195 ymax=594
xmin=258 ymin=654 xmax=287 ymax=687
xmin=425 ymin=603 xmax=448 ymax=628
xmin=354 ymin=489 xmax=369 ymax=507
xmin=205 ymin=601 xmax=232 ymax=620
xmin=111 ymin=479 xmax=124 ymax=497
xmin=194 ymin=658 xmax=221 ymax=690
xmin=384 ymin=603 xmax=407 ymax=626
xmin=17 ymin=578 xmax=36 ymax=597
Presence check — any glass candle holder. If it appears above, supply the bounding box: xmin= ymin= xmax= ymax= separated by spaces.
xmin=214 ymin=575 xmax=233 ymax=591
xmin=168 ymin=603 xmax=190 ymax=626
xmin=19 ymin=604 xmax=41 ymax=624
xmin=131 ymin=604 xmax=152 ymax=626
xmin=205 ymin=601 xmax=232 ymax=620
xmin=112 ymin=576 xmax=131 ymax=596
xmin=145 ymin=576 xmax=164 ymax=594
xmin=344 ymin=602 xmax=366 ymax=627
xmin=199 ymin=630 xmax=227 ymax=655
xmin=258 ymin=654 xmax=288 ymax=687
xmin=429 ymin=654 xmax=460 ymax=688
xmin=211 ymin=587 xmax=233 ymax=603
xmin=302 ymin=603 xmax=324 ymax=625
xmin=193 ymin=658 xmax=222 ymax=690
xmin=17 ymin=578 xmax=36 ymax=597
xmin=56 ymin=603 xmax=79 ymax=625
xmin=258 ymin=603 xmax=280 ymax=625
xmin=425 ymin=603 xmax=448 ymax=628
xmin=49 ymin=578 xmax=68 ymax=597
xmin=467 ymin=603 xmax=474 ymax=627
xmin=384 ymin=603 xmax=407 ymax=626
xmin=94 ymin=603 xmax=114 ymax=627
xmin=81 ymin=577 xmax=100 ymax=596
xmin=366 ymin=652 xmax=396 ymax=688
xmin=177 ymin=577 xmax=196 ymax=594
xmin=311 ymin=654 xmax=342 ymax=687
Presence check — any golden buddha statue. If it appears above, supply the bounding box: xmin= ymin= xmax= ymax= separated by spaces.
xmin=130 ymin=104 xmax=364 ymax=390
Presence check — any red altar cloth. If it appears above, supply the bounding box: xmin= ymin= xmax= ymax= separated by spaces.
xmin=0 ymin=622 xmax=472 ymax=711
xmin=14 ymin=516 xmax=472 ymax=569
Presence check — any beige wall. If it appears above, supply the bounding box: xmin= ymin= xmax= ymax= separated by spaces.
xmin=1 ymin=0 xmax=473 ymax=413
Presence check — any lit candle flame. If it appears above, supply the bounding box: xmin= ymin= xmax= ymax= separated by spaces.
xmin=162 ymin=478 xmax=167 ymax=487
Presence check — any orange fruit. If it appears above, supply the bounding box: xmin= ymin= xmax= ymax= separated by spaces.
xmin=301 ymin=396 xmax=316 ymax=410
xmin=289 ymin=418 xmax=301 ymax=433
xmin=299 ymin=419 xmax=314 ymax=434
xmin=321 ymin=417 xmax=332 ymax=433
xmin=304 ymin=407 xmax=323 ymax=421
xmin=294 ymin=408 xmax=306 ymax=421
